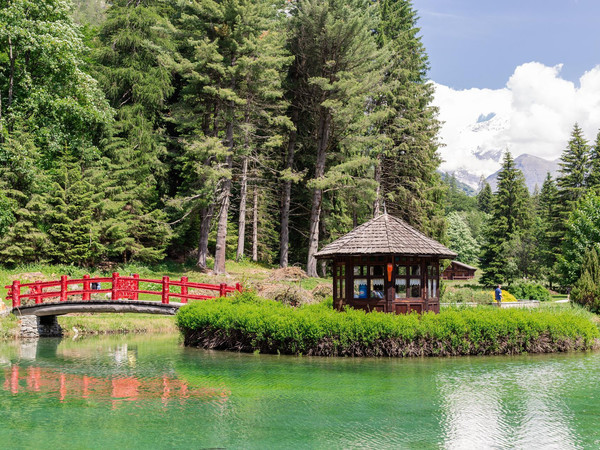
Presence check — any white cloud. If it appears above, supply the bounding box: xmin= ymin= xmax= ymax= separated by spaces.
xmin=433 ymin=62 xmax=600 ymax=179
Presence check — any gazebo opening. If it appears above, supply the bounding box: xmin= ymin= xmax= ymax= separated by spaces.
xmin=316 ymin=213 xmax=456 ymax=314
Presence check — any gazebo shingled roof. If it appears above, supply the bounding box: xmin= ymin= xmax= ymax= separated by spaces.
xmin=449 ymin=260 xmax=478 ymax=271
xmin=315 ymin=213 xmax=457 ymax=259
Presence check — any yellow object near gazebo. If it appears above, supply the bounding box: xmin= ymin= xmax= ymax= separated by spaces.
xmin=492 ymin=290 xmax=517 ymax=303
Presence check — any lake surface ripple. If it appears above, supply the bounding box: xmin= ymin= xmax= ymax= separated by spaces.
xmin=1 ymin=335 xmax=599 ymax=449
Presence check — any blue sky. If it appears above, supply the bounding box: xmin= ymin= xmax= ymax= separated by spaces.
xmin=412 ymin=0 xmax=600 ymax=89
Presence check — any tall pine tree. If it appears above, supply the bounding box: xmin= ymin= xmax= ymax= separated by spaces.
xmin=477 ymin=181 xmax=493 ymax=214
xmin=289 ymin=0 xmax=385 ymax=276
xmin=480 ymin=151 xmax=530 ymax=285
xmin=537 ymin=172 xmax=561 ymax=287
xmin=556 ymin=123 xmax=589 ymax=225
xmin=375 ymin=0 xmax=445 ymax=240
xmin=587 ymin=129 xmax=600 ymax=191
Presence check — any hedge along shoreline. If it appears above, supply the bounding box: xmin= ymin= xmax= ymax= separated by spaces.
xmin=175 ymin=292 xmax=600 ymax=357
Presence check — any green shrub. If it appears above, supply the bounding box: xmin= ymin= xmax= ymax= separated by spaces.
xmin=571 ymin=248 xmax=600 ymax=313
xmin=508 ymin=281 xmax=551 ymax=301
xmin=441 ymin=287 xmax=490 ymax=304
xmin=176 ymin=291 xmax=599 ymax=357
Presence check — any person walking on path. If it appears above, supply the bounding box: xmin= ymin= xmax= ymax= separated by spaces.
xmin=495 ymin=284 xmax=502 ymax=307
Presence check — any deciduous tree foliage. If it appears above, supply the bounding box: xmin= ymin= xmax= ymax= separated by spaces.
xmin=0 ymin=0 xmax=111 ymax=159
xmin=571 ymin=247 xmax=600 ymax=313
xmin=446 ymin=212 xmax=479 ymax=266
xmin=559 ymin=193 xmax=600 ymax=285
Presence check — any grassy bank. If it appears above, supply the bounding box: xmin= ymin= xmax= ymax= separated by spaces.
xmin=58 ymin=314 xmax=177 ymax=336
xmin=0 ymin=313 xmax=177 ymax=340
xmin=0 ymin=314 xmax=18 ymax=340
xmin=177 ymin=292 xmax=600 ymax=357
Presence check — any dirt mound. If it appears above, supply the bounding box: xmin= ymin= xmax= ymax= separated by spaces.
xmin=10 ymin=272 xmax=48 ymax=282
xmin=257 ymin=284 xmax=314 ymax=307
xmin=312 ymin=284 xmax=333 ymax=301
xmin=269 ymin=267 xmax=308 ymax=282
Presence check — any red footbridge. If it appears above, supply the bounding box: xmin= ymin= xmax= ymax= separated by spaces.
xmin=6 ymin=273 xmax=242 ymax=317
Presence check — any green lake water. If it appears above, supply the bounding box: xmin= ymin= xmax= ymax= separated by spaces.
xmin=1 ymin=334 xmax=600 ymax=449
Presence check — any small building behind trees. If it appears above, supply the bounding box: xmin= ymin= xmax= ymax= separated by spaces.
xmin=442 ymin=261 xmax=477 ymax=281
xmin=315 ymin=213 xmax=456 ymax=314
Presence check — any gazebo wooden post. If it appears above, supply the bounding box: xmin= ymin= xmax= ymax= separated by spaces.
xmin=421 ymin=258 xmax=428 ymax=312
xmin=345 ymin=257 xmax=353 ymax=309
xmin=332 ymin=258 xmax=338 ymax=305
xmin=385 ymin=255 xmax=391 ymax=313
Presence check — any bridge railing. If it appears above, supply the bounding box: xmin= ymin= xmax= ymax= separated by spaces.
xmin=5 ymin=273 xmax=242 ymax=308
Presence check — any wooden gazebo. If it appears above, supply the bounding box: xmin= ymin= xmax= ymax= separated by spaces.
xmin=315 ymin=213 xmax=456 ymax=314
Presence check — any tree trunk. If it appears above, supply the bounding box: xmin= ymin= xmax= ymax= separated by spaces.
xmin=252 ymin=186 xmax=258 ymax=262
xmin=213 ymin=120 xmax=234 ymax=274
xmin=306 ymin=188 xmax=323 ymax=277
xmin=8 ymin=35 xmax=15 ymax=108
xmin=236 ymin=156 xmax=248 ymax=261
xmin=306 ymin=110 xmax=330 ymax=277
xmin=280 ymin=109 xmax=298 ymax=268
xmin=320 ymin=260 xmax=327 ymax=278
xmin=196 ymin=204 xmax=215 ymax=271
xmin=373 ymin=155 xmax=382 ymax=217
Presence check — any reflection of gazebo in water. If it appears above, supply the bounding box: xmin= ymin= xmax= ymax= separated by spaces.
xmin=315 ymin=213 xmax=456 ymax=314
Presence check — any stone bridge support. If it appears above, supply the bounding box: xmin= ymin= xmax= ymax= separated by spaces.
xmin=19 ymin=315 xmax=63 ymax=338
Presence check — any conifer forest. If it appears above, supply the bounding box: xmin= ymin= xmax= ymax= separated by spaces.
xmin=2 ymin=0 xmax=600 ymax=291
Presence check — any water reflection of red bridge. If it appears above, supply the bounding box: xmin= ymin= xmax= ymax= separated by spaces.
xmin=3 ymin=366 xmax=229 ymax=406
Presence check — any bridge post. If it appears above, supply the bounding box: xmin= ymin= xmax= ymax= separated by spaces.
xmin=219 ymin=283 xmax=226 ymax=298
xmin=181 ymin=276 xmax=188 ymax=304
xmin=83 ymin=274 xmax=91 ymax=301
xmin=33 ymin=284 xmax=42 ymax=304
xmin=60 ymin=276 xmax=68 ymax=302
xmin=12 ymin=280 xmax=20 ymax=308
xmin=236 ymin=283 xmax=242 ymax=293
xmin=133 ymin=274 xmax=139 ymax=300
xmin=19 ymin=315 xmax=62 ymax=338
xmin=112 ymin=272 xmax=119 ymax=300
xmin=162 ymin=276 xmax=170 ymax=304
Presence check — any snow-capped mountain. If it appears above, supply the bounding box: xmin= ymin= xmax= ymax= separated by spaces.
xmin=440 ymin=111 xmax=560 ymax=193
xmin=486 ymin=154 xmax=560 ymax=193
xmin=440 ymin=112 xmax=509 ymax=189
